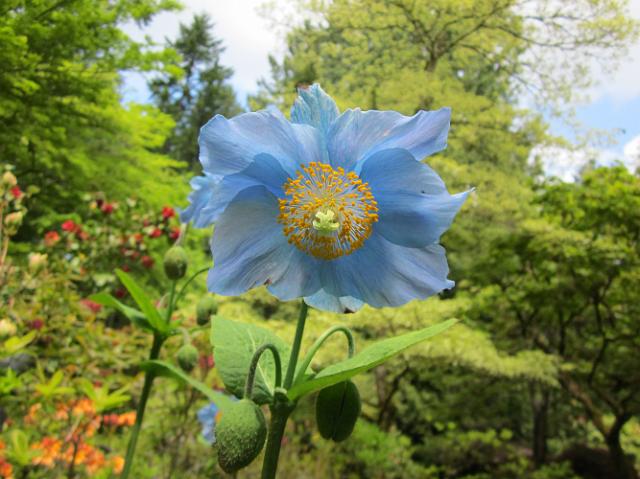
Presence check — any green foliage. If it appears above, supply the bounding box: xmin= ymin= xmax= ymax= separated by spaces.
xmin=149 ymin=13 xmax=243 ymax=168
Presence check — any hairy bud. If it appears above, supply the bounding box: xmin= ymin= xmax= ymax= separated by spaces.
xmin=316 ymin=380 xmax=361 ymax=442
xmin=196 ymin=295 xmax=218 ymax=326
xmin=216 ymin=399 xmax=267 ymax=473
xmin=176 ymin=343 xmax=198 ymax=372
xmin=163 ymin=246 xmax=188 ymax=280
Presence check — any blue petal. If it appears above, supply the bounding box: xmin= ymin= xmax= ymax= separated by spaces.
xmin=199 ymin=110 xmax=322 ymax=178
xmin=327 ymin=107 xmax=451 ymax=170
xmin=303 ymin=289 xmax=364 ymax=314
xmin=318 ymin=234 xmax=454 ymax=309
xmin=266 ymin=248 xmax=321 ymax=301
xmin=291 ymin=84 xmax=340 ymax=138
xmin=201 ymin=153 xmax=291 ymax=224
xmin=207 ymin=186 xmax=307 ymax=296
xmin=359 ymin=148 xmax=471 ymax=247
xmin=180 ymin=173 xmax=221 ymax=227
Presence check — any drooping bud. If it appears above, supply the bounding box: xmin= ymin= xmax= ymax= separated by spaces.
xmin=163 ymin=246 xmax=188 ymax=280
xmin=176 ymin=343 xmax=199 ymax=372
xmin=315 ymin=380 xmax=361 ymax=442
xmin=196 ymin=295 xmax=218 ymax=326
xmin=216 ymin=399 xmax=267 ymax=473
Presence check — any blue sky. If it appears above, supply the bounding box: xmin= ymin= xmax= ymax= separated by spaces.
xmin=122 ymin=0 xmax=640 ymax=176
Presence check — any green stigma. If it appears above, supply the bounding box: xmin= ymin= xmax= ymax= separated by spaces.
xmin=312 ymin=209 xmax=340 ymax=236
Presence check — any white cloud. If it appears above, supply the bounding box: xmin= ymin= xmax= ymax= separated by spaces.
xmin=624 ymin=135 xmax=640 ymax=163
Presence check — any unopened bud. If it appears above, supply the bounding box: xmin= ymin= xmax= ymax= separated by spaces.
xmin=216 ymin=399 xmax=267 ymax=473
xmin=176 ymin=343 xmax=198 ymax=372
xmin=4 ymin=211 xmax=23 ymax=226
xmin=2 ymin=171 xmax=17 ymax=187
xmin=196 ymin=295 xmax=217 ymax=326
xmin=316 ymin=380 xmax=361 ymax=442
xmin=163 ymin=246 xmax=188 ymax=280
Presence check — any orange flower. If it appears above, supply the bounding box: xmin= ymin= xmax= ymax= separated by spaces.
xmin=111 ymin=456 xmax=125 ymax=474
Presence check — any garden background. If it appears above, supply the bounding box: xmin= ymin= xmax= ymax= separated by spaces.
xmin=1 ymin=0 xmax=640 ymax=477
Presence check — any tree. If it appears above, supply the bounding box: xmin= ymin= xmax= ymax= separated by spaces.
xmin=149 ymin=13 xmax=243 ymax=169
xmin=477 ymin=166 xmax=640 ymax=478
xmin=0 ymin=0 xmax=184 ymax=229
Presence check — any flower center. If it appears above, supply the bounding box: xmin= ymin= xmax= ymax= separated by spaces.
xmin=278 ymin=162 xmax=379 ymax=260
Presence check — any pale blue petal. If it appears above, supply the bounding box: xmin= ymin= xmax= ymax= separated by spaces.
xmin=319 ymin=234 xmax=454 ymax=308
xmin=207 ymin=186 xmax=300 ymax=296
xmin=267 ymin=249 xmax=321 ymax=301
xmin=201 ymin=153 xmax=290 ymax=224
xmin=303 ymin=289 xmax=364 ymax=314
xmin=199 ymin=110 xmax=322 ymax=177
xmin=291 ymin=84 xmax=340 ymax=138
xmin=327 ymin=107 xmax=451 ymax=170
xmin=359 ymin=148 xmax=471 ymax=247
xmin=180 ymin=173 xmax=221 ymax=227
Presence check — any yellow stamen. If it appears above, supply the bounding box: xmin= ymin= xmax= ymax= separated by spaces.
xmin=278 ymin=162 xmax=378 ymax=260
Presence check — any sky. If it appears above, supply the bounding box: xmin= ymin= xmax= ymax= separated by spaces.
xmin=121 ymin=0 xmax=640 ymax=180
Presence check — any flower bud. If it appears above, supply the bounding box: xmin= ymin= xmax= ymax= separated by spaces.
xmin=163 ymin=246 xmax=188 ymax=280
xmin=315 ymin=380 xmax=361 ymax=442
xmin=4 ymin=211 xmax=23 ymax=226
xmin=2 ymin=171 xmax=17 ymax=187
xmin=28 ymin=253 xmax=48 ymax=274
xmin=216 ymin=399 xmax=267 ymax=473
xmin=0 ymin=319 xmax=17 ymax=338
xmin=196 ymin=295 xmax=217 ymax=326
xmin=176 ymin=343 xmax=199 ymax=372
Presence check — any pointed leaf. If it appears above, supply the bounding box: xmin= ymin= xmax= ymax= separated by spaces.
xmin=210 ymin=316 xmax=290 ymax=405
xmin=114 ymin=269 xmax=166 ymax=333
xmin=90 ymin=292 xmax=152 ymax=331
xmin=288 ymin=319 xmax=459 ymax=400
xmin=141 ymin=360 xmax=234 ymax=410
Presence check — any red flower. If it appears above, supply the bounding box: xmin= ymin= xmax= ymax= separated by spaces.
xmin=169 ymin=226 xmax=180 ymax=241
xmin=29 ymin=318 xmax=44 ymax=331
xmin=141 ymin=255 xmax=154 ymax=269
xmin=114 ymin=287 xmax=127 ymax=299
xmin=120 ymin=264 xmax=131 ymax=272
xmin=80 ymin=299 xmax=102 ymax=314
xmin=61 ymin=220 xmax=78 ymax=232
xmin=10 ymin=186 xmax=22 ymax=199
xmin=44 ymin=231 xmax=60 ymax=246
xmin=133 ymin=233 xmax=144 ymax=243
xmin=161 ymin=206 xmax=175 ymax=219
xmin=148 ymin=228 xmax=162 ymax=238
xmin=101 ymin=202 xmax=114 ymax=214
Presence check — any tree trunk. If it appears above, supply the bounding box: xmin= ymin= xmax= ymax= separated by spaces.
xmin=606 ymin=415 xmax=637 ymax=479
xmin=530 ymin=383 xmax=549 ymax=466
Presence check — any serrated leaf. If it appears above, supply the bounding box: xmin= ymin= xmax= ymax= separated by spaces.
xmin=89 ymin=292 xmax=153 ymax=331
xmin=115 ymin=269 xmax=167 ymax=333
xmin=141 ymin=360 xmax=234 ymax=410
xmin=210 ymin=316 xmax=290 ymax=405
xmin=288 ymin=319 xmax=459 ymax=400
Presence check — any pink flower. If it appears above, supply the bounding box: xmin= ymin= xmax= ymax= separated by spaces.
xmin=101 ymin=202 xmax=114 ymax=214
xmin=61 ymin=220 xmax=78 ymax=232
xmin=80 ymin=299 xmax=102 ymax=314
xmin=10 ymin=186 xmax=22 ymax=199
xmin=169 ymin=227 xmax=180 ymax=241
xmin=140 ymin=255 xmax=154 ymax=269
xmin=148 ymin=228 xmax=162 ymax=239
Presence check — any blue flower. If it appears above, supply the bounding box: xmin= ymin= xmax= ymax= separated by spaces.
xmin=197 ymin=402 xmax=221 ymax=444
xmin=182 ymin=84 xmax=470 ymax=313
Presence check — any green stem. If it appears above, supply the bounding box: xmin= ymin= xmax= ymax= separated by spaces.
xmin=260 ymin=301 xmax=309 ymax=479
xmin=165 ymin=280 xmax=177 ymax=323
xmin=261 ymin=394 xmax=294 ymax=479
xmin=120 ymin=334 xmax=163 ymax=479
xmin=283 ymin=301 xmax=309 ymax=389
xmin=244 ymin=343 xmax=282 ymax=400
xmin=174 ymin=267 xmax=208 ymax=307
xmin=293 ymin=325 xmax=355 ymax=386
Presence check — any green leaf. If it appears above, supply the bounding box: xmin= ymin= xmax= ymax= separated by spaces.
xmin=90 ymin=292 xmax=152 ymax=331
xmin=114 ymin=269 xmax=167 ymax=333
xmin=34 ymin=370 xmax=74 ymax=399
xmin=210 ymin=316 xmax=290 ymax=405
xmin=76 ymin=379 xmax=130 ymax=413
xmin=8 ymin=429 xmax=34 ymax=467
xmin=141 ymin=360 xmax=234 ymax=410
xmin=2 ymin=331 xmax=36 ymax=355
xmin=288 ymin=319 xmax=459 ymax=401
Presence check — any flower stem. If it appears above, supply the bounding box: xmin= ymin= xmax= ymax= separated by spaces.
xmin=283 ymin=301 xmax=308 ymax=389
xmin=120 ymin=333 xmax=163 ymax=479
xmin=261 ymin=301 xmax=309 ymax=479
